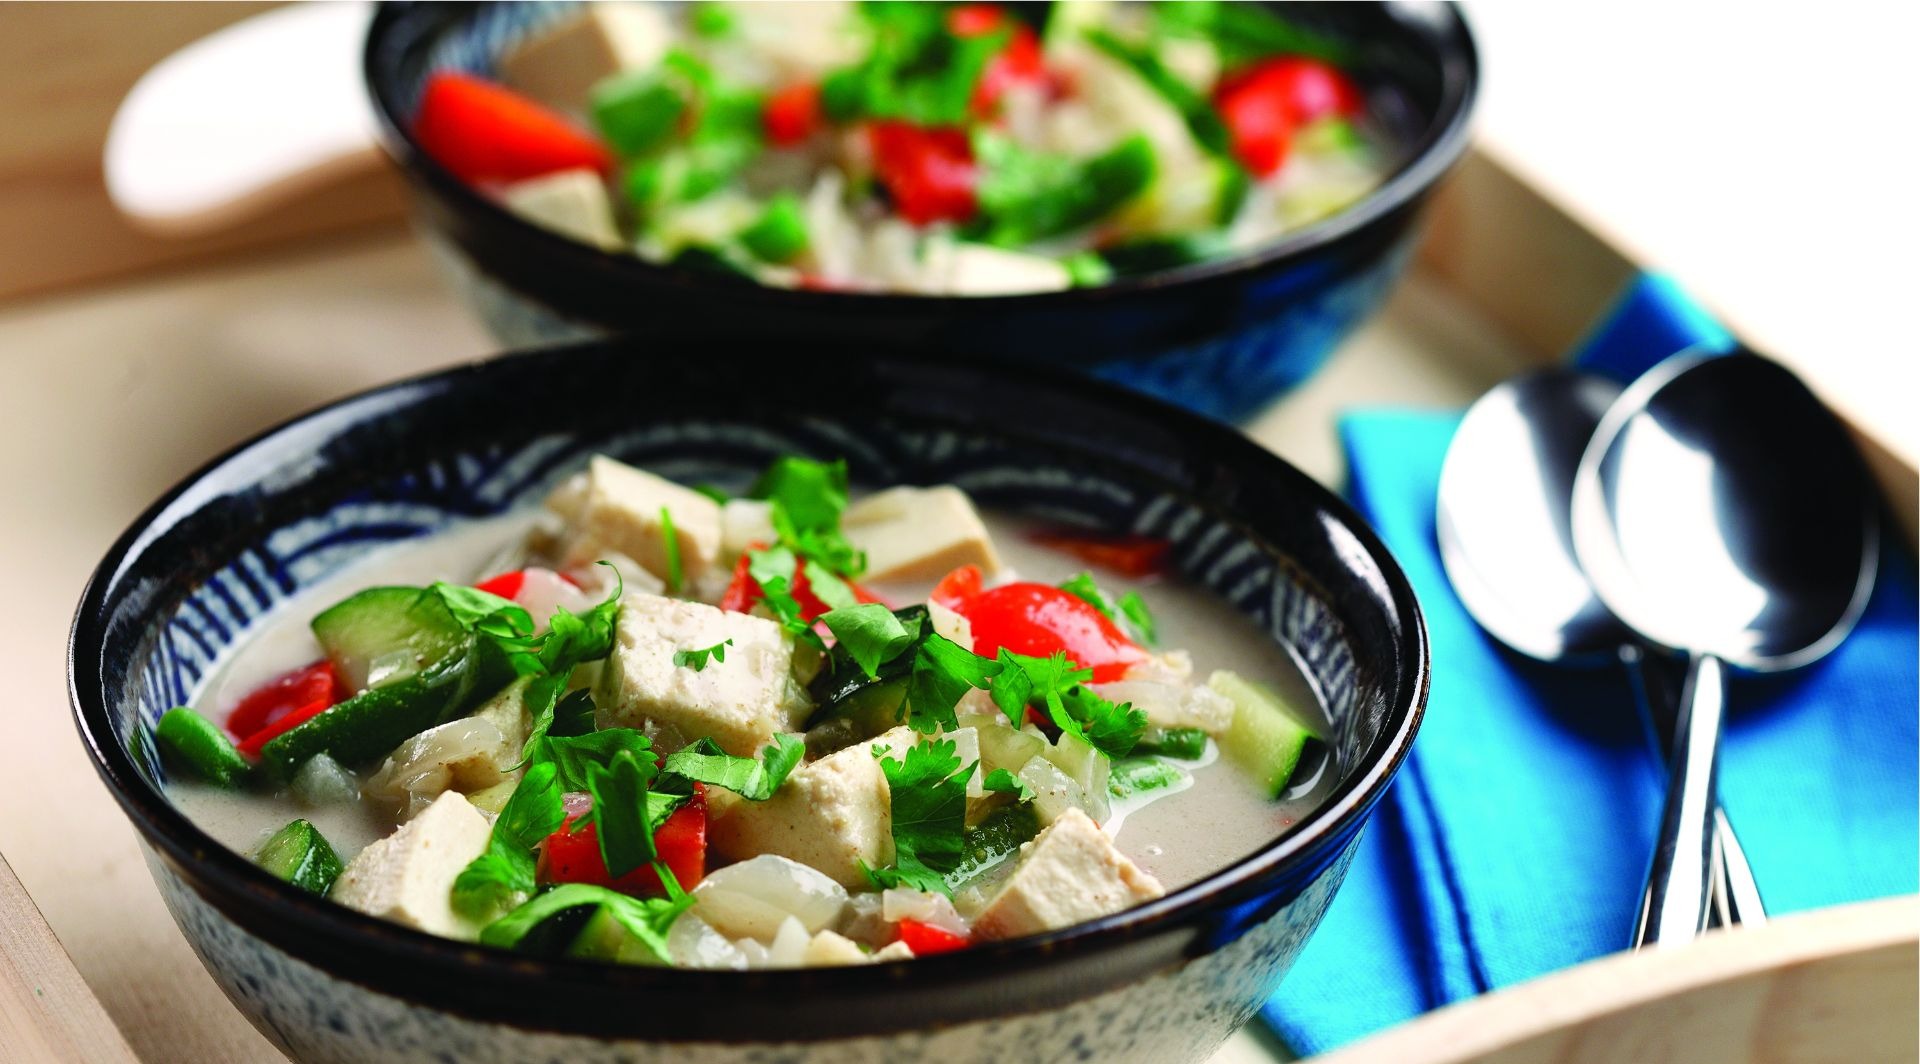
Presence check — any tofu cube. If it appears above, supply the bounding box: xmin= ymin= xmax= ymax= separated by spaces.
xmin=535 ymin=456 xmax=723 ymax=585
xmin=500 ymin=169 xmax=622 ymax=251
xmin=971 ymin=807 xmax=1165 ymax=941
xmin=330 ymin=791 xmax=493 ymax=939
xmin=843 ymin=486 xmax=1001 ymax=583
xmin=497 ymin=2 xmax=671 ymax=114
xmin=595 ymin=593 xmax=807 ymax=755
xmin=707 ymin=726 xmax=912 ymax=889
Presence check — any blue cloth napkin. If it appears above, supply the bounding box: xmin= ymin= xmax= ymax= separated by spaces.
xmin=1262 ymin=274 xmax=1920 ymax=1056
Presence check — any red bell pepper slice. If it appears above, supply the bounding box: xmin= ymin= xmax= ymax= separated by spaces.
xmin=473 ymin=570 xmax=527 ymax=600
xmin=413 ymin=72 xmax=614 ymax=185
xmin=868 ymin=121 xmax=978 ymax=225
xmin=1027 ymin=532 xmax=1170 ymax=578
xmin=541 ymin=791 xmax=708 ymax=896
xmin=895 ymin=918 xmax=971 ymax=955
xmin=720 ymin=544 xmax=881 ymax=620
xmin=935 ymin=569 xmax=1147 ymax=682
xmin=947 ymin=4 xmax=1049 ymax=116
xmin=225 ymin=661 xmax=344 ymax=742
xmin=1213 ymin=58 xmax=1363 ymax=177
xmin=236 ymin=696 xmax=334 ymax=758
xmin=764 ymin=82 xmax=824 ymax=147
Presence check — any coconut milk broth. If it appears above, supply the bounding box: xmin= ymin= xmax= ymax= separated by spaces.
xmin=172 ymin=508 xmax=1336 ymax=893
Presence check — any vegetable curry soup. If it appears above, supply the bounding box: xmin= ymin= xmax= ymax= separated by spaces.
xmin=163 ymin=455 xmax=1332 ymax=969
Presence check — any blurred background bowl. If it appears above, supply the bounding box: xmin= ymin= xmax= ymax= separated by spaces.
xmin=363 ymin=2 xmax=1478 ymax=421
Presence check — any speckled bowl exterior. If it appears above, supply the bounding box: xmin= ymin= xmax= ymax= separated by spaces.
xmin=363 ymin=2 xmax=1478 ymax=422
xmin=71 ymin=341 xmax=1428 ymax=1062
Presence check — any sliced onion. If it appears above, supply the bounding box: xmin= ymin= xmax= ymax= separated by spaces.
xmin=1019 ymin=754 xmax=1109 ymax=825
xmin=666 ymin=914 xmax=749 ymax=970
xmin=291 ymin=753 xmax=358 ymax=808
xmin=1088 ymin=679 xmax=1233 ymax=732
xmin=363 ymin=717 xmax=510 ymax=820
xmin=764 ymin=915 xmax=812 ymax=968
xmin=881 ymin=888 xmax=969 ymax=936
xmin=692 ymin=855 xmax=849 ymax=941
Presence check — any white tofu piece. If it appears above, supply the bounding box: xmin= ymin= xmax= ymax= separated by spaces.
xmin=720 ymin=498 xmax=777 ymax=561
xmin=936 ymin=242 xmax=1073 ymax=296
xmin=329 ymin=791 xmax=493 ymax=940
xmin=707 ymin=726 xmax=912 ymax=889
xmin=497 ymin=2 xmax=671 ymax=114
xmin=843 ymin=486 xmax=1001 ymax=583
xmin=500 ymin=169 xmax=622 ymax=251
xmin=534 ymin=456 xmax=724 ymax=585
xmin=971 ymin=807 xmax=1164 ymax=941
xmin=595 ymin=593 xmax=807 ymax=756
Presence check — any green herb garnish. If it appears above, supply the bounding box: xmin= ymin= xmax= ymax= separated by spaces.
xmin=972 ymin=133 xmax=1156 ymax=247
xmin=982 ymin=767 xmax=1035 ymax=802
xmin=673 ymin=638 xmax=732 ymax=671
xmin=660 ymin=507 xmax=684 ymax=594
xmin=663 ymin=734 xmax=806 ymax=801
xmin=864 ymin=738 xmax=974 ymax=894
xmin=481 ymin=881 xmax=692 ymax=963
xmin=1057 ymin=571 xmax=1158 ymax=647
xmin=991 ymin=649 xmax=1146 ymax=759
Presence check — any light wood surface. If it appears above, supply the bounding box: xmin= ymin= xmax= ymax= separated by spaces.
xmin=0 ymin=2 xmax=405 ymax=303
xmin=0 ymin=852 xmax=140 ymax=1064
xmin=1310 ymin=896 xmax=1920 ymax=1064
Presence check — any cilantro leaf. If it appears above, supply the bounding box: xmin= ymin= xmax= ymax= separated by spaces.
xmin=802 ymin=560 xmax=858 ymax=612
xmin=659 ymin=507 xmax=684 ymax=594
xmin=973 ymin=133 xmax=1156 ymax=247
xmin=672 ymin=639 xmax=733 ymax=671
xmin=1118 ymin=591 xmax=1158 ymax=647
xmin=584 ymin=750 xmax=660 ymax=879
xmin=982 ymin=767 xmax=1034 ymax=802
xmin=744 ymin=546 xmax=827 ymax=652
xmin=451 ymin=760 xmax=563 ymax=918
xmin=907 ymin=633 xmax=1001 ymax=733
xmin=535 ymin=565 xmax=624 ymax=676
xmin=820 ymin=603 xmax=915 ymax=679
xmin=1151 ymin=1 xmax=1353 ymax=66
xmin=865 ymin=739 xmax=973 ymax=894
xmin=821 ymin=5 xmax=1006 ymax=126
xmin=663 ymin=734 xmax=805 ymax=801
xmin=542 ymin=728 xmax=654 ymax=793
xmin=1058 ymin=571 xmax=1159 ymax=647
xmin=991 ymin=650 xmax=1146 ymax=759
xmin=751 ymin=456 xmax=865 ymax=577
xmin=480 ymin=882 xmax=691 ymax=963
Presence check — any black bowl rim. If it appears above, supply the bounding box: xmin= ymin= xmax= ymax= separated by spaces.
xmin=69 ymin=340 xmax=1430 ymax=1040
xmin=360 ymin=0 xmax=1479 ymax=312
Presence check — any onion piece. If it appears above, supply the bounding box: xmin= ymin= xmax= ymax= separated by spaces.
xmin=692 ymin=855 xmax=850 ymax=941
xmin=881 ymin=888 xmax=969 ymax=936
xmin=666 ymin=914 xmax=750 ymax=970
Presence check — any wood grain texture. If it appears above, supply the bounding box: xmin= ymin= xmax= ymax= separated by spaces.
xmin=1307 ymin=896 xmax=1920 ymax=1064
xmin=0 ymin=852 xmax=139 ymax=1064
xmin=0 ymin=2 xmax=406 ymax=302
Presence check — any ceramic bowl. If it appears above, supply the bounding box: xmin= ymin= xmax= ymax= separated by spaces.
xmin=70 ymin=339 xmax=1428 ymax=1063
xmin=361 ymin=2 xmax=1478 ymax=421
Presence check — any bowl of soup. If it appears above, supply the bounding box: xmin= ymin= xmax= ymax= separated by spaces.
xmin=363 ymin=1 xmax=1478 ymax=420
xmin=70 ymin=338 xmax=1427 ymax=1063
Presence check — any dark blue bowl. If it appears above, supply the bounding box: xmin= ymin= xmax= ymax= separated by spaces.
xmin=70 ymin=340 xmax=1427 ymax=1062
xmin=363 ymin=2 xmax=1478 ymax=421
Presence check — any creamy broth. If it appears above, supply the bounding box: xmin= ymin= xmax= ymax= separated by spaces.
xmin=173 ymin=508 xmax=1334 ymax=897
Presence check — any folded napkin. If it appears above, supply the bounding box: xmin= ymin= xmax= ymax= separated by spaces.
xmin=1263 ymin=274 xmax=1920 ymax=1056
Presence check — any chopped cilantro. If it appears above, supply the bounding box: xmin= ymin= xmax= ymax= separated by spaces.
xmin=982 ymin=767 xmax=1034 ymax=802
xmin=1058 ymin=571 xmax=1159 ymax=647
xmin=991 ymin=649 xmax=1146 ymax=759
xmin=821 ymin=5 xmax=1006 ymax=125
xmin=972 ymin=133 xmax=1156 ymax=247
xmin=481 ymin=881 xmax=691 ymax=963
xmin=583 ymin=750 xmax=658 ymax=879
xmin=750 ymin=456 xmax=865 ymax=577
xmin=690 ymin=1 xmax=734 ymax=37
xmin=451 ymin=760 xmax=563 ymax=918
xmin=819 ymin=603 xmax=915 ymax=679
xmin=1118 ymin=591 xmax=1158 ymax=647
xmin=663 ymin=734 xmax=805 ymax=801
xmin=659 ymin=507 xmax=683 ymax=594
xmin=739 ymin=193 xmax=810 ymax=264
xmin=864 ymin=739 xmax=974 ymax=894
xmin=745 ymin=546 xmax=827 ymax=651
xmin=906 ymin=633 xmax=1000 ymax=733
xmin=672 ymin=638 xmax=733 ymax=671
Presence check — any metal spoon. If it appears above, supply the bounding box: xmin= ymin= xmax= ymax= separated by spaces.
xmin=1436 ymin=366 xmax=1762 ymax=931
xmin=1572 ymin=350 xmax=1879 ymax=948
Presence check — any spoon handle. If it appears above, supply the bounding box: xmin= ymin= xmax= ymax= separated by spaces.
xmin=1632 ymin=653 xmax=1725 ymax=948
xmin=1625 ymin=647 xmax=1765 ymax=929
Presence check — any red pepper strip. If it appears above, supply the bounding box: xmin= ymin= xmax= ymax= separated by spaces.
xmin=947 ymin=579 xmax=1147 ymax=683
xmin=540 ymin=791 xmax=708 ymax=896
xmin=237 ymin=696 xmax=333 ymax=758
xmin=473 ymin=570 xmax=527 ymax=600
xmin=1213 ymin=58 xmax=1363 ymax=177
xmin=868 ymin=121 xmax=978 ymax=226
xmin=1027 ymin=532 xmax=1170 ymax=578
xmin=764 ymin=82 xmax=824 ymax=146
xmin=946 ymin=4 xmax=1049 ymax=116
xmin=225 ymin=660 xmax=344 ymax=741
xmin=720 ymin=544 xmax=880 ymax=620
xmin=896 ymin=918 xmax=971 ymax=955
xmin=931 ymin=564 xmax=984 ymax=612
xmin=413 ymin=72 xmax=614 ymax=185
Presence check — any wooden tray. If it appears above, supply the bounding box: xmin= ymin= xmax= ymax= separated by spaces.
xmin=0 ymin=140 xmax=1911 ymax=1061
